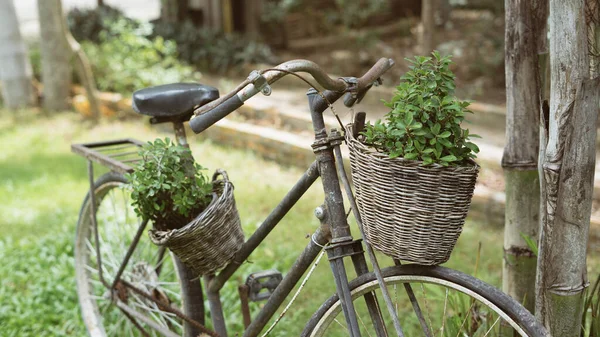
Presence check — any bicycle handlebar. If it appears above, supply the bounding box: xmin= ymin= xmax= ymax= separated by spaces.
xmin=189 ymin=57 xmax=394 ymax=134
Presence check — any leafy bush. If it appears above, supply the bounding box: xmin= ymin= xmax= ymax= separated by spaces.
xmin=583 ymin=274 xmax=600 ymax=337
xmin=126 ymin=138 xmax=212 ymax=230
xmin=330 ymin=0 xmax=389 ymax=29
xmin=152 ymin=21 xmax=278 ymax=73
xmin=81 ymin=19 xmax=196 ymax=94
xmin=362 ymin=52 xmax=479 ymax=166
xmin=66 ymin=5 xmax=138 ymax=43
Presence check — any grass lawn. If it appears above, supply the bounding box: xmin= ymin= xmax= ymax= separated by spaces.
xmin=0 ymin=109 xmax=597 ymax=336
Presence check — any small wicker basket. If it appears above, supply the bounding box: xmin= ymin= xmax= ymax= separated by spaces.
xmin=346 ymin=126 xmax=479 ymax=265
xmin=149 ymin=169 xmax=244 ymax=276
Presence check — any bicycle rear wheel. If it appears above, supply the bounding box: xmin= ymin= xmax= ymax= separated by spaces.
xmin=303 ymin=264 xmax=548 ymax=337
xmin=74 ymin=172 xmax=204 ymax=337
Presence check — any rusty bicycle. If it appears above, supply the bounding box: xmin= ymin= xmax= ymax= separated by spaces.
xmin=73 ymin=58 xmax=548 ymax=337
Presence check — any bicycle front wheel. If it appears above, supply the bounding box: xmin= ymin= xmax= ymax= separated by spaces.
xmin=74 ymin=172 xmax=204 ymax=337
xmin=303 ymin=264 xmax=547 ymax=337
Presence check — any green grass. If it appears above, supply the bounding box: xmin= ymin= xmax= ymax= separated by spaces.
xmin=0 ymin=109 xmax=597 ymax=336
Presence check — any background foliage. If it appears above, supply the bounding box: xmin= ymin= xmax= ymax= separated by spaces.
xmin=80 ymin=18 xmax=197 ymax=94
xmin=151 ymin=21 xmax=277 ymax=73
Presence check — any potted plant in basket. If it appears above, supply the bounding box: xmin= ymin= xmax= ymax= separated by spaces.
xmin=361 ymin=51 xmax=480 ymax=165
xmin=346 ymin=51 xmax=480 ymax=265
xmin=126 ymin=138 xmax=213 ymax=231
xmin=127 ymin=138 xmax=244 ymax=275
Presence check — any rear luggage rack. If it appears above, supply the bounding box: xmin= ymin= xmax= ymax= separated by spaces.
xmin=71 ymin=139 xmax=146 ymax=174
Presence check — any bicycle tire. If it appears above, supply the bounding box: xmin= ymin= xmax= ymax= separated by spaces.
xmin=74 ymin=172 xmax=204 ymax=337
xmin=302 ymin=264 xmax=548 ymax=337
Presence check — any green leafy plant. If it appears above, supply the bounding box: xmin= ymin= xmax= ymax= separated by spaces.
xmin=126 ymin=138 xmax=212 ymax=230
xmin=81 ymin=18 xmax=197 ymax=94
xmin=330 ymin=0 xmax=389 ymax=29
xmin=582 ymin=274 xmax=600 ymax=337
xmin=66 ymin=5 xmax=139 ymax=43
xmin=362 ymin=51 xmax=480 ymax=166
xmin=151 ymin=21 xmax=278 ymax=73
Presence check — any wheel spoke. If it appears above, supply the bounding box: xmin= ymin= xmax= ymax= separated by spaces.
xmin=357 ymin=309 xmax=375 ymax=337
xmin=404 ymin=282 xmax=433 ymax=337
xmin=75 ymin=176 xmax=194 ymax=337
xmin=483 ymin=316 xmax=502 ymax=337
xmin=305 ymin=267 xmax=541 ymax=337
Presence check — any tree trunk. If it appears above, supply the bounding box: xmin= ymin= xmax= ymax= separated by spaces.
xmin=420 ymin=0 xmax=435 ymax=54
xmin=66 ymin=26 xmax=101 ymax=120
xmin=161 ymin=0 xmax=189 ymax=23
xmin=38 ymin=0 xmax=72 ymax=111
xmin=0 ymin=0 xmax=34 ymax=109
xmin=502 ymin=0 xmax=548 ymax=314
xmin=536 ymin=0 xmax=600 ymax=335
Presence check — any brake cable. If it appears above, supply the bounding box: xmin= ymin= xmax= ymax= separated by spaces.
xmin=260 ymin=68 xmax=346 ymax=130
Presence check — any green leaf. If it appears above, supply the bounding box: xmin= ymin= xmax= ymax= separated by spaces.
xmin=439 ymin=138 xmax=453 ymax=148
xmin=404 ymin=152 xmax=418 ymax=160
xmin=405 ymin=112 xmax=414 ymax=126
xmin=440 ymin=155 xmax=458 ymax=162
xmin=520 ymin=233 xmax=539 ymax=256
xmin=465 ymin=142 xmax=480 ymax=153
xmin=438 ymin=131 xmax=451 ymax=138
xmin=409 ymin=122 xmax=423 ymax=130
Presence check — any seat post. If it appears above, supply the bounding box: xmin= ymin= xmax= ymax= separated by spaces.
xmin=173 ymin=122 xmax=189 ymax=148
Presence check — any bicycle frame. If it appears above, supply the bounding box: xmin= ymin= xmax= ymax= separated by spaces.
xmin=168 ymin=89 xmax=381 ymax=337
xmin=84 ymin=78 xmax=388 ymax=337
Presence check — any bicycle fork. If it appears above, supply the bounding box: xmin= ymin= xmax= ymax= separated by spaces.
xmin=307 ymin=89 xmax=387 ymax=337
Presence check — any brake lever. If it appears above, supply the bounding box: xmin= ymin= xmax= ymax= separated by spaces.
xmin=342 ymin=77 xmax=383 ymax=107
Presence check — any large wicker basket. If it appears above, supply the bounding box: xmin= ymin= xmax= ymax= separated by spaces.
xmin=149 ymin=169 xmax=244 ymax=276
xmin=346 ymin=126 xmax=479 ymax=265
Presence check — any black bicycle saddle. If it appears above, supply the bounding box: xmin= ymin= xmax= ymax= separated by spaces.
xmin=132 ymin=83 xmax=219 ymax=120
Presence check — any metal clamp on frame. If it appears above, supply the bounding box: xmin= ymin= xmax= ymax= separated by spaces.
xmin=311 ymin=138 xmax=331 ymax=154
xmin=325 ymin=239 xmax=365 ymax=262
xmin=247 ymin=70 xmax=272 ymax=96
xmin=329 ymin=128 xmax=345 ymax=147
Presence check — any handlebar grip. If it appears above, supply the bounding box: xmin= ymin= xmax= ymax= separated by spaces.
xmin=190 ymin=94 xmax=244 ymax=134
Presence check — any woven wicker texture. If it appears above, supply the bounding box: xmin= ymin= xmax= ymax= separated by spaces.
xmin=346 ymin=126 xmax=479 ymax=265
xmin=149 ymin=169 xmax=244 ymax=276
